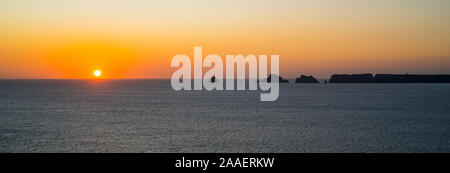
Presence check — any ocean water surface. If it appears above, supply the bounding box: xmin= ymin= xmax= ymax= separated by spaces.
xmin=0 ymin=80 xmax=449 ymax=152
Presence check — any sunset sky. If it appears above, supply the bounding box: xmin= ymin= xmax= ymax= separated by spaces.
xmin=1 ymin=0 xmax=449 ymax=79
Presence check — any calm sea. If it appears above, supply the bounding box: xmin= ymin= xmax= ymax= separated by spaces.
xmin=0 ymin=79 xmax=449 ymax=152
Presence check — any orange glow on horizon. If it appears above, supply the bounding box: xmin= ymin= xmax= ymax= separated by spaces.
xmin=43 ymin=41 xmax=142 ymax=79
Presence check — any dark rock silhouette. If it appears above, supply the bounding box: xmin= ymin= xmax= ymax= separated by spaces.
xmin=329 ymin=74 xmax=375 ymax=83
xmin=295 ymin=75 xmax=319 ymax=83
xmin=268 ymin=74 xmax=289 ymax=83
xmin=258 ymin=74 xmax=289 ymax=83
xmin=374 ymin=74 xmax=450 ymax=83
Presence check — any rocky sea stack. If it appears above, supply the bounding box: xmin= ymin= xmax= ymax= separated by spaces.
xmin=295 ymin=75 xmax=319 ymax=83
xmin=259 ymin=74 xmax=289 ymax=83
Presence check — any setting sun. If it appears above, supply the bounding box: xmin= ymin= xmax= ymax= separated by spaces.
xmin=93 ymin=70 xmax=102 ymax=77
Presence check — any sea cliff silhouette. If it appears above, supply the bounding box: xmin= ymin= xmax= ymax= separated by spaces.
xmin=328 ymin=73 xmax=450 ymax=83
xmin=329 ymin=74 xmax=375 ymax=83
xmin=374 ymin=74 xmax=450 ymax=83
